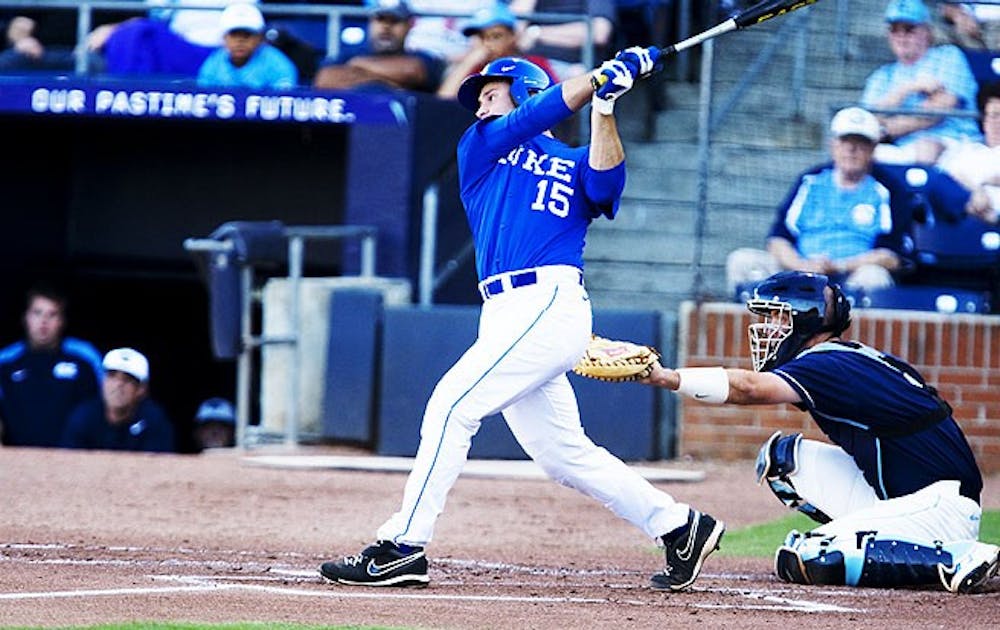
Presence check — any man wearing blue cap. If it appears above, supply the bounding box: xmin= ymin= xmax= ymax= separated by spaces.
xmin=437 ymin=2 xmax=556 ymax=99
xmin=194 ymin=397 xmax=236 ymax=450
xmin=861 ymin=0 xmax=983 ymax=164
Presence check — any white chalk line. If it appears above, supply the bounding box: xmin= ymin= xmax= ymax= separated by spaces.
xmin=0 ymin=542 xmax=863 ymax=614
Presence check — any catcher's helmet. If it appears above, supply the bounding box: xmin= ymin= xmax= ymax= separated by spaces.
xmin=457 ymin=57 xmax=551 ymax=112
xmin=746 ymin=271 xmax=851 ymax=372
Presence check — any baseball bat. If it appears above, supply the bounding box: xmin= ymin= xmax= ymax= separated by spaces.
xmin=592 ymin=0 xmax=821 ymax=89
xmin=661 ymin=0 xmax=821 ymax=56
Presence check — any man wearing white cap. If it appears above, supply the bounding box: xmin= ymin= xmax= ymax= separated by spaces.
xmin=196 ymin=2 xmax=297 ymax=89
xmin=726 ymin=106 xmax=987 ymax=297
xmin=61 ymin=348 xmax=175 ymax=453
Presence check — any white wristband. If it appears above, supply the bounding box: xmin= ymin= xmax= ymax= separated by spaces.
xmin=676 ymin=367 xmax=729 ymax=404
xmin=591 ymin=93 xmax=614 ymax=115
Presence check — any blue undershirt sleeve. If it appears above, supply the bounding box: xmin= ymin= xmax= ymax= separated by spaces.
xmin=581 ymin=161 xmax=625 ymax=218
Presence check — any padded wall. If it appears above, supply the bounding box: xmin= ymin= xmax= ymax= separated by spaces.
xmin=321 ymin=289 xmax=384 ymax=442
xmin=374 ymin=305 xmax=660 ymax=460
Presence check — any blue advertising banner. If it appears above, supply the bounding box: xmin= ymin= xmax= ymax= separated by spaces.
xmin=0 ymin=76 xmax=408 ymax=126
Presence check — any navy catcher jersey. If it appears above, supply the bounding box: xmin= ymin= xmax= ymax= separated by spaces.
xmin=457 ymin=85 xmax=624 ymax=279
xmin=61 ymin=397 xmax=175 ymax=453
xmin=0 ymin=338 xmax=103 ymax=447
xmin=774 ymin=340 xmax=982 ymax=503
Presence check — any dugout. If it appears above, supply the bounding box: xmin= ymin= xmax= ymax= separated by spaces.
xmin=0 ymin=76 xmax=473 ymax=451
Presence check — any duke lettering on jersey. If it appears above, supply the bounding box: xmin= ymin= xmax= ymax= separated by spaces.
xmin=498 ymin=146 xmax=576 ymax=181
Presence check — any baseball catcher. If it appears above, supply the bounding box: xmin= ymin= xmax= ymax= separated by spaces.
xmin=641 ymin=271 xmax=998 ymax=593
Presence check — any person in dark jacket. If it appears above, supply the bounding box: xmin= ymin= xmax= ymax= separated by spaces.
xmin=62 ymin=347 xmax=174 ymax=453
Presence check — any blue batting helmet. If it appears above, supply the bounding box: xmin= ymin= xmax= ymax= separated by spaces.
xmin=457 ymin=57 xmax=551 ymax=112
xmin=746 ymin=271 xmax=851 ymax=372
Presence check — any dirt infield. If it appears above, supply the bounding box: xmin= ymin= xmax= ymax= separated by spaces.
xmin=1 ymin=446 xmax=997 ymax=629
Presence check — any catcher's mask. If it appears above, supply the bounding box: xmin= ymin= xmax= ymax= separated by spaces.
xmin=457 ymin=57 xmax=551 ymax=112
xmin=746 ymin=271 xmax=851 ymax=372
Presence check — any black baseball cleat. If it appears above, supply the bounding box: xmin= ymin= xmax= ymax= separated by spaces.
xmin=319 ymin=540 xmax=429 ymax=587
xmin=651 ymin=509 xmax=725 ymax=591
xmin=938 ymin=542 xmax=1000 ymax=594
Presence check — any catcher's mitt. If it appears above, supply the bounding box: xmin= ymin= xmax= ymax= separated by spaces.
xmin=573 ymin=334 xmax=661 ymax=382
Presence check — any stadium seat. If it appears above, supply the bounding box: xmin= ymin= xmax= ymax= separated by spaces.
xmin=961 ymin=48 xmax=1000 ymax=88
xmin=904 ymin=215 xmax=1000 ymax=312
xmin=911 ymin=216 xmax=1000 ymax=269
xmin=854 ymin=286 xmax=992 ymax=314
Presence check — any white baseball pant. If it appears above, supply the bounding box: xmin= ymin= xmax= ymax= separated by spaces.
xmin=377 ymin=265 xmax=690 ymax=546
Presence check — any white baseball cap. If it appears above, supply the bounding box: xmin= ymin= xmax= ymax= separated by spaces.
xmin=830 ymin=107 xmax=881 ymax=143
xmin=103 ymin=347 xmax=149 ymax=383
xmin=220 ymin=3 xmax=265 ymax=34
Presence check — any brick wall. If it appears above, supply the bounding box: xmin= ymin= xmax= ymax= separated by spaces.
xmin=676 ymin=302 xmax=1000 ymax=473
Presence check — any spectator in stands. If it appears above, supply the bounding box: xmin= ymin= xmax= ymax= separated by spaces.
xmin=725 ymin=106 xmax=988 ymax=297
xmin=615 ymin=0 xmax=672 ymax=51
xmin=197 ymin=3 xmax=298 ymax=89
xmin=937 ymin=81 xmax=1000 ymax=222
xmin=86 ymin=0 xmax=234 ymax=77
xmin=510 ymin=0 xmax=615 ymax=80
xmin=0 ymin=285 xmax=103 ymax=448
xmin=313 ymin=0 xmax=445 ymax=92
xmin=406 ymin=0 xmax=496 ymax=65
xmin=862 ymin=0 xmax=983 ymax=165
xmin=437 ymin=2 xmax=556 ymax=99
xmin=1 ymin=10 xmax=79 ymax=72
xmin=61 ymin=348 xmax=175 ymax=453
xmin=938 ymin=2 xmax=1000 ymax=50
xmin=193 ymin=397 xmax=236 ymax=450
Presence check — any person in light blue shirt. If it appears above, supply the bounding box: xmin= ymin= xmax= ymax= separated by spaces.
xmin=725 ymin=106 xmax=986 ymax=297
xmin=196 ymin=3 xmax=297 ymax=90
xmin=861 ymin=0 xmax=983 ymax=164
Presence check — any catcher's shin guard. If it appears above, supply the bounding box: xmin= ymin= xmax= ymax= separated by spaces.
xmin=755 ymin=431 xmax=831 ymax=524
xmin=774 ymin=530 xmax=846 ymax=585
xmin=857 ymin=538 xmax=952 ymax=588
xmin=775 ymin=530 xmax=954 ymax=588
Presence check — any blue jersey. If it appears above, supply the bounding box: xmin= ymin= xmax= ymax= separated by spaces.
xmin=457 ymin=86 xmax=625 ymax=279
xmin=61 ymin=397 xmax=175 ymax=453
xmin=197 ymin=43 xmax=298 ymax=90
xmin=776 ymin=169 xmax=894 ymax=261
xmin=0 ymin=338 xmax=103 ymax=447
xmin=774 ymin=340 xmax=982 ymax=503
xmin=769 ymin=161 xmax=973 ymax=262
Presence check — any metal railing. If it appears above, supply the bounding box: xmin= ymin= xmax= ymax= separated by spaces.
xmin=183 ymin=224 xmax=376 ymax=449
xmin=0 ymin=1 xmax=598 ymax=77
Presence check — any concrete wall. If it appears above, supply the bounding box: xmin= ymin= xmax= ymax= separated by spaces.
xmin=260 ymin=277 xmax=412 ymax=435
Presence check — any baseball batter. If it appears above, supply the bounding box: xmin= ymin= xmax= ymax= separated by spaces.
xmin=320 ymin=50 xmax=724 ymax=590
xmin=644 ymin=271 xmax=999 ymax=593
